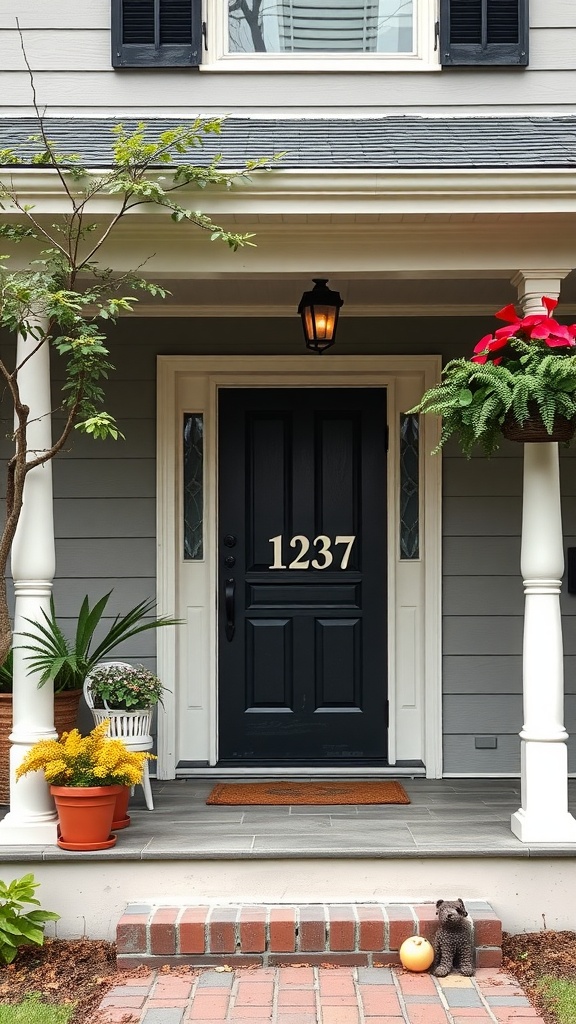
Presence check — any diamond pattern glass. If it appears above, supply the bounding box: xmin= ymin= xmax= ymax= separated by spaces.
xmin=183 ymin=413 xmax=204 ymax=560
xmin=400 ymin=413 xmax=419 ymax=560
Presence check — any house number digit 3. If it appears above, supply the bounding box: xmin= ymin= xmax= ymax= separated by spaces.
xmin=268 ymin=535 xmax=355 ymax=570
xmin=311 ymin=535 xmax=332 ymax=569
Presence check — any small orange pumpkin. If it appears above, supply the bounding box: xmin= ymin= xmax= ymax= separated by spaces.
xmin=399 ymin=935 xmax=435 ymax=972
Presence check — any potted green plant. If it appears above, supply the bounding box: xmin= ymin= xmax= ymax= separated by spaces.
xmin=83 ymin=663 xmax=165 ymax=820
xmin=411 ymin=296 xmax=576 ymax=456
xmin=18 ymin=591 xmax=178 ymax=691
xmin=86 ymin=663 xmax=165 ymax=711
xmin=0 ymin=592 xmax=178 ymax=805
xmin=15 ymin=720 xmax=153 ymax=850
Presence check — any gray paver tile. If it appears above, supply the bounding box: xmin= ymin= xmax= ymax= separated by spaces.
xmin=196 ymin=971 xmax=235 ymax=987
xmin=356 ymin=967 xmax=394 ymax=984
xmin=142 ymin=1009 xmax=185 ymax=1023
xmin=442 ymin=988 xmax=484 ymax=1007
xmin=141 ymin=835 xmax=255 ymax=857
xmin=233 ymin=818 xmax=332 ymax=833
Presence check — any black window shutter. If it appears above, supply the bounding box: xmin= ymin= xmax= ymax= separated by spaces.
xmin=112 ymin=0 xmax=202 ymax=67
xmin=440 ymin=0 xmax=528 ymax=66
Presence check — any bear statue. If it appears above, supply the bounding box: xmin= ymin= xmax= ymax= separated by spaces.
xmin=433 ymin=898 xmax=475 ymax=977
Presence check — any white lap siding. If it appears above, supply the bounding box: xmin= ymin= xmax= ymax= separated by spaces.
xmin=2 ymin=0 xmax=576 ymax=116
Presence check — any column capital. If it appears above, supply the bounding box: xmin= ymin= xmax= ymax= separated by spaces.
xmin=511 ymin=270 xmax=572 ymax=313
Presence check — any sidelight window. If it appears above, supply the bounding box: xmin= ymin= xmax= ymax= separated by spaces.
xmin=183 ymin=413 xmax=204 ymax=560
xmin=399 ymin=413 xmax=419 ymax=560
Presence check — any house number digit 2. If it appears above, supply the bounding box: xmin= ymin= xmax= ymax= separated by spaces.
xmin=268 ymin=535 xmax=355 ymax=570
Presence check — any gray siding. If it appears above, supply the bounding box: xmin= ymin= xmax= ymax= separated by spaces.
xmin=443 ymin=427 xmax=576 ymax=774
xmin=1 ymin=0 xmax=576 ymax=116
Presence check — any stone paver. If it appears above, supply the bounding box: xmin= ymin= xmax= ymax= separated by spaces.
xmin=95 ymin=967 xmax=546 ymax=1024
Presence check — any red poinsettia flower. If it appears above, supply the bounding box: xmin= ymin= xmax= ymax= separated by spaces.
xmin=493 ymin=296 xmax=576 ymax=349
xmin=471 ymin=334 xmax=508 ymax=365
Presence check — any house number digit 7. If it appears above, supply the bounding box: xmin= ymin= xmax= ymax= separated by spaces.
xmin=268 ymin=535 xmax=355 ymax=570
xmin=335 ymin=535 xmax=355 ymax=570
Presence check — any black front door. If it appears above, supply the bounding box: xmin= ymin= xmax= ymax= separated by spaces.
xmin=218 ymin=388 xmax=388 ymax=766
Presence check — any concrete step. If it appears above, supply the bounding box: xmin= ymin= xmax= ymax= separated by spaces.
xmin=116 ymin=901 xmax=502 ymax=970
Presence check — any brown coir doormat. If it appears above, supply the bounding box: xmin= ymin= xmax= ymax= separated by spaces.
xmin=206 ymin=781 xmax=410 ymax=806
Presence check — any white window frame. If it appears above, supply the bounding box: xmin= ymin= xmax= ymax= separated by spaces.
xmin=201 ymin=0 xmax=440 ymax=71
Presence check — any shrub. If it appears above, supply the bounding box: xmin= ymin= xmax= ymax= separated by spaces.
xmin=0 ymin=874 xmax=59 ymax=965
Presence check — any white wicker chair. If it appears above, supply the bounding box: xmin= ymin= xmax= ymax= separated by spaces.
xmin=83 ymin=661 xmax=154 ymax=810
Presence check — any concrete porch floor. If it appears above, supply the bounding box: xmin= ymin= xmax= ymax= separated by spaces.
xmin=3 ymin=777 xmax=576 ymax=860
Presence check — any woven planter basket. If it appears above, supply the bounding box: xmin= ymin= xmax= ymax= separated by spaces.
xmin=502 ymin=408 xmax=576 ymax=444
xmin=0 ymin=688 xmax=83 ymax=805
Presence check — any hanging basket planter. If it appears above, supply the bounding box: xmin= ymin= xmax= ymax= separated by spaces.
xmin=502 ymin=408 xmax=576 ymax=444
xmin=410 ymin=296 xmax=576 ymax=457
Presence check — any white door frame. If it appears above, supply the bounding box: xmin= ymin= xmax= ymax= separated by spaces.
xmin=156 ymin=355 xmax=442 ymax=778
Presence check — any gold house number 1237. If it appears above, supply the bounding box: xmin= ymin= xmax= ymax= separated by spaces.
xmin=268 ymin=535 xmax=356 ymax=570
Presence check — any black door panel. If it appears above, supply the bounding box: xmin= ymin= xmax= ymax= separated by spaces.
xmin=218 ymin=388 xmax=388 ymax=765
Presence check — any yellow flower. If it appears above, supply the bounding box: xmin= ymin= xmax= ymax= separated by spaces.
xmin=61 ymin=730 xmax=85 ymax=756
xmin=44 ymin=760 xmax=71 ymax=784
xmin=14 ymin=720 xmax=153 ymax=787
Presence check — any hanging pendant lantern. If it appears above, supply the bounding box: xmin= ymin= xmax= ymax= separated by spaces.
xmin=298 ymin=278 xmax=343 ymax=353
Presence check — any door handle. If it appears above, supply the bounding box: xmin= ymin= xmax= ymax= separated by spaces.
xmin=225 ymin=578 xmax=235 ymax=641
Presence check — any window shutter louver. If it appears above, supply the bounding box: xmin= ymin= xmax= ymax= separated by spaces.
xmin=112 ymin=0 xmax=202 ymax=67
xmin=440 ymin=0 xmax=528 ymax=66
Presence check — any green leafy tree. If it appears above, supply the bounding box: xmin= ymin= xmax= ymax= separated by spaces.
xmin=0 ymin=40 xmax=274 ymax=669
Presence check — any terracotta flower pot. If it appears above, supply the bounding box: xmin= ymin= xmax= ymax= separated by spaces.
xmin=50 ymin=784 xmax=123 ymax=850
xmin=112 ymin=785 xmax=131 ymax=830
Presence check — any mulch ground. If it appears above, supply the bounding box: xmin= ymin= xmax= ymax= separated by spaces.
xmin=0 ymin=939 xmax=127 ymax=1023
xmin=502 ymin=931 xmax=576 ymax=1024
xmin=1 ymin=931 xmax=575 ymax=1024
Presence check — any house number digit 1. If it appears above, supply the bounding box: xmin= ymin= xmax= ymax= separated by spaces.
xmin=268 ymin=535 xmax=355 ymax=569
xmin=268 ymin=535 xmax=287 ymax=569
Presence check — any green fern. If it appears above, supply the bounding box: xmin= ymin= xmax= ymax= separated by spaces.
xmin=410 ymin=337 xmax=576 ymax=457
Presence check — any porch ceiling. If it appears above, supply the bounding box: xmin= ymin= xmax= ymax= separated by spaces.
xmin=86 ymin=271 xmax=576 ymax=318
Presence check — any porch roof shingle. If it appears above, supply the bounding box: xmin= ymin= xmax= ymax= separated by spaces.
xmin=2 ymin=116 xmax=576 ymax=169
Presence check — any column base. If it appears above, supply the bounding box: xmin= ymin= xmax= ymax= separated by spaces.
xmin=511 ymin=807 xmax=576 ymax=844
xmin=0 ymin=811 xmax=58 ymax=846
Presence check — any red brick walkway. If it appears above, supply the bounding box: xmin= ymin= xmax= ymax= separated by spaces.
xmin=95 ymin=966 xmax=544 ymax=1023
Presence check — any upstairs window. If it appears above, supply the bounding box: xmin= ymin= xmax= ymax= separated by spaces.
xmin=111 ymin=0 xmax=528 ymax=69
xmin=228 ymin=0 xmax=413 ymax=55
xmin=217 ymin=0 xmax=435 ymax=68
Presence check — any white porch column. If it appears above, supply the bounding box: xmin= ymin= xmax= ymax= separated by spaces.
xmin=0 ymin=316 xmax=58 ymax=845
xmin=510 ymin=271 xmax=576 ymax=843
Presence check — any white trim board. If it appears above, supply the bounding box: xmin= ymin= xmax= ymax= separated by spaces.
xmin=156 ymin=355 xmax=442 ymax=779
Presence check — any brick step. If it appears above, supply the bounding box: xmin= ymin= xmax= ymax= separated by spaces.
xmin=116 ymin=902 xmax=502 ymax=970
